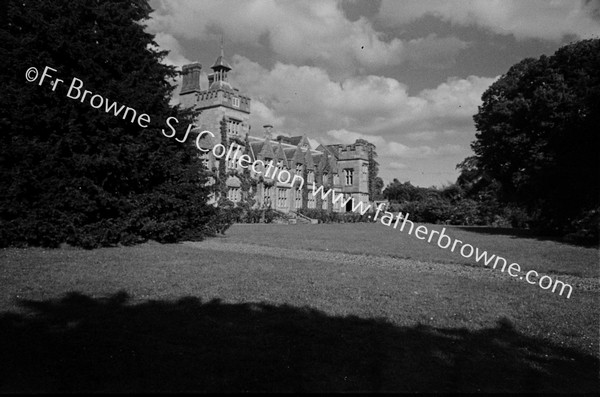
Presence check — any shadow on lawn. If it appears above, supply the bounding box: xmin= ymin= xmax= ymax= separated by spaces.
xmin=0 ymin=292 xmax=597 ymax=393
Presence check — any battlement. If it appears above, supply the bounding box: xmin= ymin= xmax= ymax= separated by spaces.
xmin=193 ymin=88 xmax=251 ymax=114
xmin=327 ymin=140 xmax=370 ymax=161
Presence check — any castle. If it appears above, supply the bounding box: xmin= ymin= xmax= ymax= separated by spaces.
xmin=178 ymin=45 xmax=374 ymax=214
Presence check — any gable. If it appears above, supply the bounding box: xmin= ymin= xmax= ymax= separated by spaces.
xmin=257 ymin=138 xmax=276 ymax=160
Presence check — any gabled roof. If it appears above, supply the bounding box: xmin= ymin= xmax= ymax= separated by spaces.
xmin=275 ymin=142 xmax=288 ymax=163
xmin=283 ymin=148 xmax=297 ymax=168
xmin=288 ymin=146 xmax=305 ymax=167
xmin=248 ymin=142 xmax=258 ymax=162
xmin=257 ymin=137 xmax=276 ymax=160
xmin=249 ymin=142 xmax=264 ymax=161
xmin=324 ymin=144 xmax=341 ymax=160
xmin=304 ymin=149 xmax=315 ymax=170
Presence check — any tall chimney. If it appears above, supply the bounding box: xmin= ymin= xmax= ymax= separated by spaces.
xmin=263 ymin=124 xmax=273 ymax=139
xmin=181 ymin=62 xmax=202 ymax=94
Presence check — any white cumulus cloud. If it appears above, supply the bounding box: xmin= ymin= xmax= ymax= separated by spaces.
xmin=378 ymin=0 xmax=600 ymax=41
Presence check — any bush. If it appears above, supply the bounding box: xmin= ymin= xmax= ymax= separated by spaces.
xmin=258 ymin=207 xmax=272 ymax=224
xmin=564 ymin=208 xmax=599 ymax=245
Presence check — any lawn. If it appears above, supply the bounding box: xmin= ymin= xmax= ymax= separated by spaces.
xmin=0 ymin=224 xmax=598 ymax=392
xmin=224 ymin=223 xmax=599 ymax=278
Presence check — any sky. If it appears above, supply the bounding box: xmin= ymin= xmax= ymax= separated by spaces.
xmin=145 ymin=0 xmax=599 ymax=188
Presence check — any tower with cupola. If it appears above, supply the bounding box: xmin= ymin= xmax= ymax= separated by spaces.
xmin=179 ymin=41 xmax=251 ymax=141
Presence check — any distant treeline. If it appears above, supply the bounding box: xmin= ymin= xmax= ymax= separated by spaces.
xmin=382 ymin=179 xmax=528 ymax=228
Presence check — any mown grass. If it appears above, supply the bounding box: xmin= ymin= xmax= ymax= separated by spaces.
xmin=225 ymin=223 xmax=599 ymax=278
xmin=0 ymin=226 xmax=598 ymax=392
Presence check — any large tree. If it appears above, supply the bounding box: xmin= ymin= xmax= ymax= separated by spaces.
xmin=0 ymin=0 xmax=219 ymax=248
xmin=469 ymin=39 xmax=599 ymax=236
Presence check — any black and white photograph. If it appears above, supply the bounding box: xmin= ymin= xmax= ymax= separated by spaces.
xmin=1 ymin=0 xmax=599 ymax=393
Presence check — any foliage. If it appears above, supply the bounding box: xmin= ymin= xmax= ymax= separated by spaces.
xmin=216 ymin=117 xmax=228 ymax=198
xmin=382 ymin=178 xmax=531 ymax=227
xmin=263 ymin=207 xmax=277 ymax=223
xmin=301 ymin=165 xmax=308 ymax=210
xmin=383 ymin=179 xmax=427 ymax=202
xmin=563 ymin=207 xmax=600 ymax=245
xmin=0 ymin=0 xmax=218 ymax=248
xmin=469 ymin=39 xmax=599 ymax=238
xmin=373 ymin=177 xmax=385 ymax=200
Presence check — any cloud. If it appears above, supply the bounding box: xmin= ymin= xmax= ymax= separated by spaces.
xmin=378 ymin=0 xmax=600 ymax=41
xmin=230 ymin=55 xmax=497 ymax=141
xmin=406 ymin=131 xmax=438 ymax=141
xmin=250 ymin=100 xmax=286 ymax=132
xmin=388 ymin=142 xmax=462 ymax=159
xmin=404 ymin=34 xmax=470 ymax=69
xmin=147 ymin=0 xmax=469 ymax=75
xmin=389 ymin=161 xmax=408 ymax=170
xmin=153 ymin=32 xmax=192 ymax=68
xmin=325 ymin=129 xmax=462 ymax=160
xmin=325 ymin=129 xmax=386 ymax=146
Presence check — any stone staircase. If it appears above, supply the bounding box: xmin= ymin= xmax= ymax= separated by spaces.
xmin=261 ymin=209 xmax=319 ymax=224
xmin=291 ymin=211 xmax=318 ymax=224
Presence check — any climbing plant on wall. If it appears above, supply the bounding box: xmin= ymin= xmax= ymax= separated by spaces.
xmin=217 ymin=116 xmax=228 ymax=201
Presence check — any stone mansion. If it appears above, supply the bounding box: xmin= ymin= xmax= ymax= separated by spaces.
xmin=178 ymin=47 xmax=374 ymax=213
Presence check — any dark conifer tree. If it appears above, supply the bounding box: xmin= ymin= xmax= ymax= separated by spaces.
xmin=0 ymin=0 xmax=219 ymax=247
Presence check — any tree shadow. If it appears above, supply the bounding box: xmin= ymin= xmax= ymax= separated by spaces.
xmin=455 ymin=226 xmax=598 ymax=248
xmin=0 ymin=292 xmax=597 ymax=392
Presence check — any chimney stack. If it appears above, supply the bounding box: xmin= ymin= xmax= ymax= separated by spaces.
xmin=181 ymin=62 xmax=202 ymax=94
xmin=263 ymin=124 xmax=273 ymax=139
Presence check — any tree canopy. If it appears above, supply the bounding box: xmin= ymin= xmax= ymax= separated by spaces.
xmin=0 ymin=0 xmax=219 ymax=248
xmin=467 ymin=39 xmax=599 ymax=238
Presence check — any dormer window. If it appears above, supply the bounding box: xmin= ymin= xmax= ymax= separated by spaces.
xmin=264 ymin=158 xmax=273 ymax=173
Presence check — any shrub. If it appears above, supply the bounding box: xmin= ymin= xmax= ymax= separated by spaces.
xmin=564 ymin=207 xmax=599 ymax=245
xmin=264 ymin=208 xmax=276 ymax=223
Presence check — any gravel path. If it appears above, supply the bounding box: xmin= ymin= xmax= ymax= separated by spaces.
xmin=184 ymin=240 xmax=599 ymax=293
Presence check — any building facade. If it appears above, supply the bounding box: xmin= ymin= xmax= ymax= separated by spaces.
xmin=179 ymin=47 xmax=372 ymax=213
